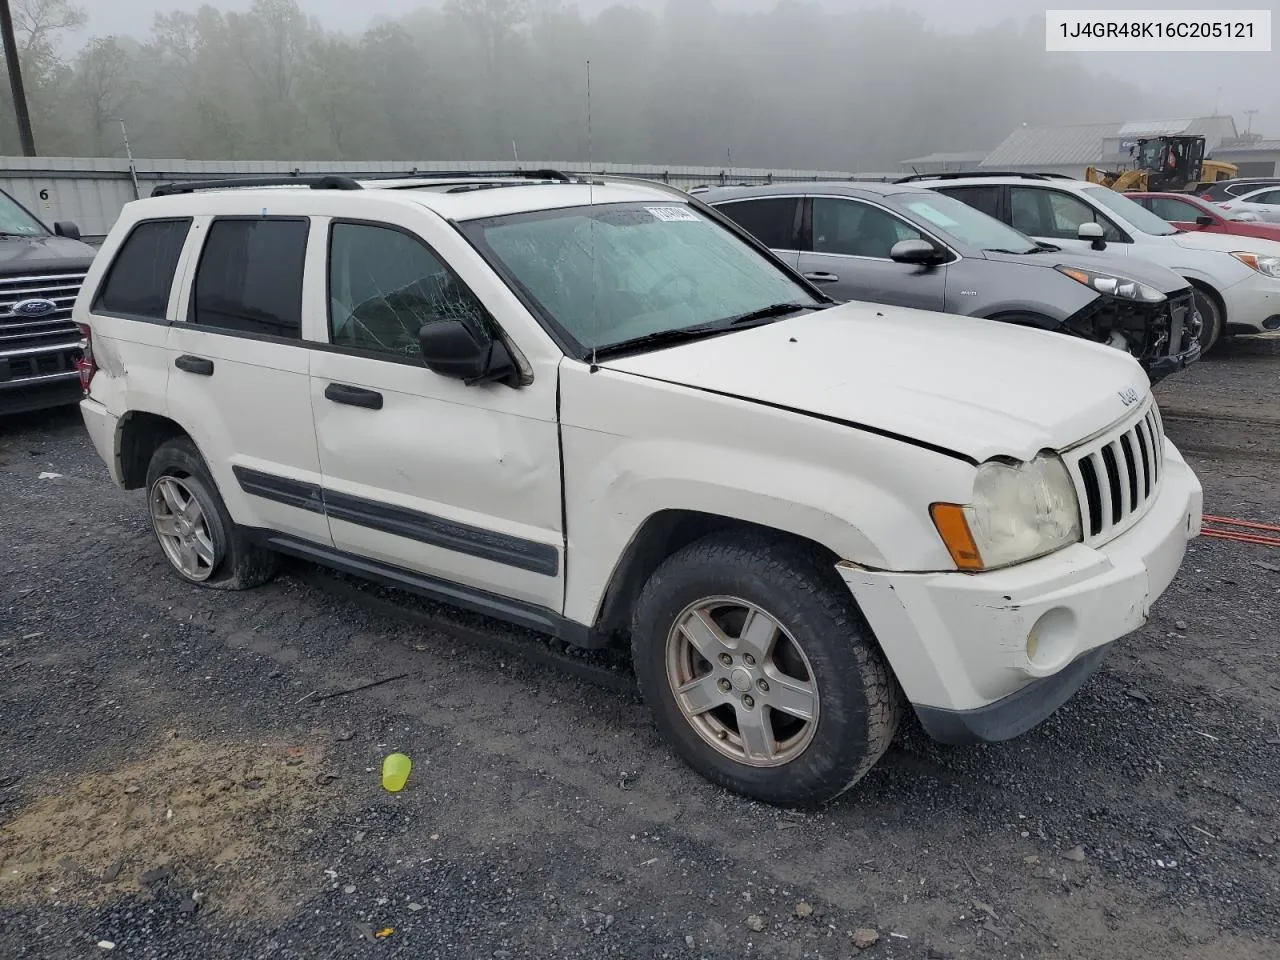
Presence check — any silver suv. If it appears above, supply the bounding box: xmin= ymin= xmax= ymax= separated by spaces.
xmin=698 ymin=182 xmax=1200 ymax=382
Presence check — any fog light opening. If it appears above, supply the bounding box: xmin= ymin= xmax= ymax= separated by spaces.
xmin=1025 ymin=607 xmax=1077 ymax=672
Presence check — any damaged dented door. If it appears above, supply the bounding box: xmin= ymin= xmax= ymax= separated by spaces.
xmin=308 ymin=216 xmax=564 ymax=611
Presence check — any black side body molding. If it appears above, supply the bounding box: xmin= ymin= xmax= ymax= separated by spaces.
xmin=232 ymin=465 xmax=325 ymax=514
xmin=232 ymin=466 xmax=560 ymax=577
xmin=254 ymin=531 xmax=602 ymax=648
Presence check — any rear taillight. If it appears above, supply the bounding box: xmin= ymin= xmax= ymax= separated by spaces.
xmin=76 ymin=322 xmax=97 ymax=393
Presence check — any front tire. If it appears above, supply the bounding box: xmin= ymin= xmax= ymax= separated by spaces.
xmin=631 ymin=531 xmax=902 ymax=807
xmin=1191 ymin=286 xmax=1223 ymax=354
xmin=145 ymin=437 xmax=279 ymax=590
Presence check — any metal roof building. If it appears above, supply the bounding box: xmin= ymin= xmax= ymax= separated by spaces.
xmin=1212 ymin=140 xmax=1280 ymax=178
xmin=975 ymin=116 xmax=1240 ymax=178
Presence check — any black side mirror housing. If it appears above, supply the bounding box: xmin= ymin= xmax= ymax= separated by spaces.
xmin=890 ymin=238 xmax=945 ymax=265
xmin=53 ymin=221 xmax=81 ymax=241
xmin=418 ymin=319 xmax=517 ymax=386
xmin=1194 ymin=215 xmax=1215 ymax=227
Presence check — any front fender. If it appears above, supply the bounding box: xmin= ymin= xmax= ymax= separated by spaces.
xmin=558 ymin=364 xmax=976 ymax=626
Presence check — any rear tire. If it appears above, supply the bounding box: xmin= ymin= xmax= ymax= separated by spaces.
xmin=1191 ymin=286 xmax=1223 ymax=354
xmin=631 ymin=530 xmax=902 ymax=808
xmin=145 ymin=437 xmax=279 ymax=591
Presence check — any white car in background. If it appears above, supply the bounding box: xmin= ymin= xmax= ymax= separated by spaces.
xmin=1216 ymin=183 xmax=1280 ymax=224
xmin=908 ymin=173 xmax=1280 ymax=349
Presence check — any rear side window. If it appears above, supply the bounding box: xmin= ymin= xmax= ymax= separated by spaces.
xmin=936 ymin=185 xmax=1001 ymax=220
xmin=191 ymin=218 xmax=308 ymax=339
xmin=714 ymin=197 xmax=800 ymax=249
xmin=1148 ymin=197 xmax=1204 ymax=222
xmin=94 ymin=219 xmax=191 ymax=320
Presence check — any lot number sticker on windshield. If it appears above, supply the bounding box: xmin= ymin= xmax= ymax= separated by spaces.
xmin=647 ymin=206 xmax=701 ymax=222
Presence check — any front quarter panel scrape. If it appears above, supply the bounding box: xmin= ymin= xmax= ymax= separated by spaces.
xmin=557 ymin=360 xmax=977 ymax=627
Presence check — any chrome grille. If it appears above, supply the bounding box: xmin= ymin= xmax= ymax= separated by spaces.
xmin=1066 ymin=400 xmax=1164 ymax=545
xmin=0 ymin=272 xmax=86 ymax=354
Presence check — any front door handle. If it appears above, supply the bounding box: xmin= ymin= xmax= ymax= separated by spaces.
xmin=325 ymin=383 xmax=384 ymax=410
xmin=804 ymin=272 xmax=840 ymax=283
xmin=175 ymin=355 xmax=214 ymax=376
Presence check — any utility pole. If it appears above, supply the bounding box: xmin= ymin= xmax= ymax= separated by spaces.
xmin=0 ymin=0 xmax=36 ymax=157
xmin=1244 ymin=109 xmax=1258 ymax=136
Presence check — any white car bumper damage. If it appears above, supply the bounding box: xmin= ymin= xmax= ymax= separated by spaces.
xmin=840 ymin=441 xmax=1203 ymax=743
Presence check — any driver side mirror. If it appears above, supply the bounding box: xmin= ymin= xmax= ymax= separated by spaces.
xmin=418 ymin=319 xmax=518 ymax=386
xmin=890 ymin=238 xmax=945 ymax=265
xmin=53 ymin=221 xmax=81 ymax=241
xmin=1194 ymin=215 xmax=1215 ymax=227
xmin=1077 ymin=221 xmax=1106 ymax=250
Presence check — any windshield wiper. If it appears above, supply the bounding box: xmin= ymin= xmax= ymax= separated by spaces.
xmin=591 ymin=303 xmax=818 ymax=361
xmin=982 ymin=247 xmax=1037 ymax=256
xmin=722 ymin=301 xmax=821 ymax=326
xmin=1033 ymin=241 xmax=1061 ymax=252
xmin=591 ymin=323 xmax=736 ymax=360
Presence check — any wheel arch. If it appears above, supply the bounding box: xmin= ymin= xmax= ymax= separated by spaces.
xmin=117 ymin=411 xmax=193 ymax=489
xmin=592 ymin=510 xmax=841 ymax=644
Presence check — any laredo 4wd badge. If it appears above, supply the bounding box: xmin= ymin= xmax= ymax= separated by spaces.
xmin=1118 ymin=386 xmax=1142 ymax=407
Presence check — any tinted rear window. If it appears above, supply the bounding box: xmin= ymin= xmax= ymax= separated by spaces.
xmin=714 ymin=197 xmax=800 ymax=249
xmin=94 ymin=219 xmax=191 ymax=320
xmin=935 ymin=185 xmax=1001 ymax=220
xmin=192 ymin=219 xmax=308 ymax=338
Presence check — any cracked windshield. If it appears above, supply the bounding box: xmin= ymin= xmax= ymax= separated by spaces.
xmin=469 ymin=202 xmax=818 ymax=353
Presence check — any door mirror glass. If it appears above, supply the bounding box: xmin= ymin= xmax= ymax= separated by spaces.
xmin=418 ymin=318 xmax=517 ymax=386
xmin=1194 ymin=215 xmax=1215 ymax=226
xmin=889 ymin=238 xmax=941 ymax=264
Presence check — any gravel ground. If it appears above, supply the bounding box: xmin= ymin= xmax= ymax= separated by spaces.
xmin=2 ymin=339 xmax=1278 ymax=960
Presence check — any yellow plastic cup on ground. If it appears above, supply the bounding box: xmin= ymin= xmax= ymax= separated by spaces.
xmin=382 ymin=753 xmax=412 ymax=793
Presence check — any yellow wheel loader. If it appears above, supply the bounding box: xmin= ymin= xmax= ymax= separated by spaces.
xmin=1085 ymin=135 xmax=1238 ymax=193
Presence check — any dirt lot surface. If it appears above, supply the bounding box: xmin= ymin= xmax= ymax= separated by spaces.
xmin=2 ymin=339 xmax=1278 ymax=960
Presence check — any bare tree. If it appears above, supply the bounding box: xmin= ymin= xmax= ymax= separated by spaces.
xmin=74 ymin=37 xmax=133 ymax=154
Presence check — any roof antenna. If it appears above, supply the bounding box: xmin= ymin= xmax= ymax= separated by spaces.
xmin=587 ymin=58 xmax=598 ymax=372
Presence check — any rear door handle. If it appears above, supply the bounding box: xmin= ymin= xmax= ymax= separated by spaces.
xmin=804 ymin=272 xmax=840 ymax=283
xmin=174 ymin=355 xmax=214 ymax=376
xmin=325 ymin=383 xmax=384 ymax=410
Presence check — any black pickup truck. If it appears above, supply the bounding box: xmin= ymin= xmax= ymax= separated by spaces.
xmin=0 ymin=187 xmax=97 ymax=416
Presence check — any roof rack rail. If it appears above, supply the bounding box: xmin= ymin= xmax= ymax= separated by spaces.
xmin=381 ymin=168 xmax=575 ymax=183
xmin=894 ymin=171 xmax=1075 ymax=184
xmin=151 ymin=174 xmax=365 ymax=197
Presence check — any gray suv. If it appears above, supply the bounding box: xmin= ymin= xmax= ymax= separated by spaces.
xmin=698 ymin=182 xmax=1200 ymax=382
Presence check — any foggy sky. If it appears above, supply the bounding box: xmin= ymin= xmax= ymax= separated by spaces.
xmin=75 ymin=0 xmax=1279 ymax=137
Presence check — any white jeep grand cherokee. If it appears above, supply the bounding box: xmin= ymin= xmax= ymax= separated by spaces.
xmin=76 ymin=171 xmax=1202 ymax=807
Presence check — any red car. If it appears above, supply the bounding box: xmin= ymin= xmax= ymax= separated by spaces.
xmin=1128 ymin=192 xmax=1280 ymax=242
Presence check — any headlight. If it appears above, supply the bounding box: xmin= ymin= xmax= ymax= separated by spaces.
xmin=1230 ymin=252 xmax=1280 ymax=280
xmin=1056 ymin=265 xmax=1166 ymax=303
xmin=931 ymin=454 xmax=1082 ymax=571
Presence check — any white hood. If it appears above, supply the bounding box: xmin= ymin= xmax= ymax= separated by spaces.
xmin=600 ymin=304 xmax=1150 ymax=463
xmin=1172 ymin=230 xmax=1280 ymax=256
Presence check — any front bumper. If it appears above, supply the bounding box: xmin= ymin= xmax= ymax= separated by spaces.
xmin=1221 ymin=271 xmax=1280 ymax=334
xmin=840 ymin=440 xmax=1201 ymax=743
